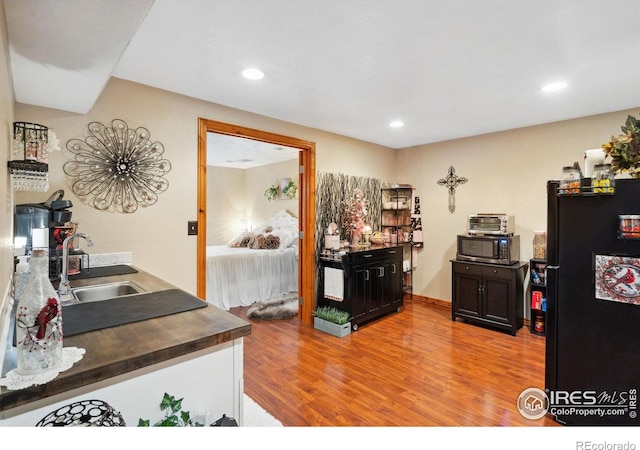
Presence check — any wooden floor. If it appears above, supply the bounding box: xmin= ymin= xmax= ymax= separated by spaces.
xmin=230 ymin=298 xmax=561 ymax=426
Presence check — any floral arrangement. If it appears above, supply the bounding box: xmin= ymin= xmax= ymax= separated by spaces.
xmin=602 ymin=114 xmax=640 ymax=178
xmin=341 ymin=188 xmax=368 ymax=241
xmin=264 ymin=185 xmax=278 ymax=201
xmin=283 ymin=180 xmax=297 ymax=199
xmin=264 ymin=180 xmax=297 ymax=201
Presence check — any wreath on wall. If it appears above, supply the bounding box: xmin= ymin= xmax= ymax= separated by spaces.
xmin=63 ymin=119 xmax=172 ymax=213
xmin=264 ymin=179 xmax=297 ymax=201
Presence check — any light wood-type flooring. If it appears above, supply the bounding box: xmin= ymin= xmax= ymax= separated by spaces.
xmin=230 ymin=298 xmax=560 ymax=427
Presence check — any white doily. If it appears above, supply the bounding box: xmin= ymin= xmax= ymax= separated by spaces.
xmin=0 ymin=347 xmax=85 ymax=391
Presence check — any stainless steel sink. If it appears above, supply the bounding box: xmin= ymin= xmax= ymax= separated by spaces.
xmin=68 ymin=281 xmax=146 ymax=304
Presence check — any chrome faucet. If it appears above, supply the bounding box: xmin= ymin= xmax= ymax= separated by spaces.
xmin=58 ymin=233 xmax=94 ymax=296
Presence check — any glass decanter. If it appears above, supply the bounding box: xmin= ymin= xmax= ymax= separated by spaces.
xmin=15 ymin=249 xmax=63 ymax=374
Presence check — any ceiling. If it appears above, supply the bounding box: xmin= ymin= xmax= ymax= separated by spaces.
xmin=206 ymin=132 xmax=298 ymax=169
xmin=4 ymin=0 xmax=640 ymax=153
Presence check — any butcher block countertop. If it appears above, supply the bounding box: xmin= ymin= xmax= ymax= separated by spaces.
xmin=0 ymin=267 xmax=251 ymax=413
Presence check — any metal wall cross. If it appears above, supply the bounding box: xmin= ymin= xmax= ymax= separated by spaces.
xmin=437 ymin=166 xmax=468 ymax=213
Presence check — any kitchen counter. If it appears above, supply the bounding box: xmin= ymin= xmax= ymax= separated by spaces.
xmin=0 ymin=267 xmax=251 ymax=425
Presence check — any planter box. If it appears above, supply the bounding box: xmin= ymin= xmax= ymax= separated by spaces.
xmin=314 ymin=317 xmax=351 ymax=338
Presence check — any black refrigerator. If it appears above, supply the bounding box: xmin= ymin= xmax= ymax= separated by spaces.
xmin=546 ymin=179 xmax=640 ymax=426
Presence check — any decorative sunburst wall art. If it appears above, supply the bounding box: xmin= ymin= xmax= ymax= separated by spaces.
xmin=64 ymin=119 xmax=172 ymax=213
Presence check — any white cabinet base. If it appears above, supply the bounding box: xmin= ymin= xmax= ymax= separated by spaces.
xmin=1 ymin=338 xmax=244 ymax=427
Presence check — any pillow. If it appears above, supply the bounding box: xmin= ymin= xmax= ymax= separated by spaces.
xmin=251 ymin=234 xmax=266 ymax=249
xmin=271 ymin=215 xmax=298 ymax=232
xmin=229 ymin=231 xmax=254 ymax=247
xmin=264 ymin=234 xmax=280 ymax=249
xmin=268 ymin=228 xmax=297 ymax=250
xmin=261 ymin=210 xmax=298 ymax=233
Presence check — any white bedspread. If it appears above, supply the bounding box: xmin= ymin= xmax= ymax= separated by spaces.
xmin=206 ymin=245 xmax=298 ymax=310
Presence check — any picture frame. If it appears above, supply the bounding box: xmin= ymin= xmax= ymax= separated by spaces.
xmin=594 ymin=254 xmax=640 ymax=305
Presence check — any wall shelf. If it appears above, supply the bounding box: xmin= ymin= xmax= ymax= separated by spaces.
xmin=7 ymin=160 xmax=49 ymax=192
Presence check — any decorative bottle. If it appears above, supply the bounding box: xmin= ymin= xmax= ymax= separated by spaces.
xmin=13 ymin=255 xmax=30 ymax=303
xmin=15 ymin=249 xmax=63 ymax=374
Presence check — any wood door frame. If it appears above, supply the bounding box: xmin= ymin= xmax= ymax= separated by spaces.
xmin=197 ymin=118 xmax=316 ymax=324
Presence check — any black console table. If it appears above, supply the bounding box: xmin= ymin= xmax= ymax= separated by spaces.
xmin=318 ymin=244 xmax=406 ymax=330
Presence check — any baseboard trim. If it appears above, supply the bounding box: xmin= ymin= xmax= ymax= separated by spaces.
xmin=406 ymin=293 xmax=532 ymax=328
xmin=408 ymin=293 xmax=451 ymax=309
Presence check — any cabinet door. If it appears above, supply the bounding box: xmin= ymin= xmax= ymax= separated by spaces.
xmin=351 ymin=264 xmax=368 ymax=320
xmin=454 ymin=273 xmax=483 ymax=318
xmin=389 ymin=258 xmax=404 ymax=308
xmin=375 ymin=261 xmax=394 ymax=309
xmin=483 ymin=277 xmax=512 ymax=325
xmin=366 ymin=262 xmax=384 ymax=314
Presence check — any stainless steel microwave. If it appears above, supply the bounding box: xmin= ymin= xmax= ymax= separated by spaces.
xmin=467 ymin=214 xmax=515 ymax=236
xmin=456 ymin=234 xmax=520 ymax=265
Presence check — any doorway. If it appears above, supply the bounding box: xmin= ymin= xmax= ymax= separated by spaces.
xmin=197 ymin=118 xmax=316 ymax=324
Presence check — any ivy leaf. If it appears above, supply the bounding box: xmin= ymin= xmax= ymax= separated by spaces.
xmin=138 ymin=392 xmax=204 ymax=427
xmin=159 ymin=392 xmax=174 ymax=411
xmin=171 ymin=397 xmax=184 ymax=414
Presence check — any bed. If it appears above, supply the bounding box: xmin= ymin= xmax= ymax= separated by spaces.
xmin=206 ymin=210 xmax=299 ymax=310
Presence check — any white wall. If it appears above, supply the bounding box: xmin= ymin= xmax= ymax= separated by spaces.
xmin=245 ymin=159 xmax=299 ymax=226
xmin=207 ymin=166 xmax=246 ymax=246
xmin=397 ymin=108 xmax=640 ymax=306
xmin=0 ymin=2 xmax=16 ymax=373
xmin=206 ymin=159 xmax=299 ymax=246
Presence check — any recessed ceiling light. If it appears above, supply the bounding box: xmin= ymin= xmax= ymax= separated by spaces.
xmin=541 ymin=81 xmax=568 ymax=93
xmin=242 ymin=68 xmax=265 ymax=80
xmin=389 ymin=120 xmax=404 ymax=128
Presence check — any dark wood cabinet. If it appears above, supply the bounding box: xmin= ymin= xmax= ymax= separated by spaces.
xmin=319 ymin=245 xmax=404 ymax=330
xmin=451 ymin=260 xmax=528 ymax=336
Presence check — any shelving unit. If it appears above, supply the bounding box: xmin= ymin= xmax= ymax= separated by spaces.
xmin=381 ymin=185 xmax=413 ymax=297
xmin=529 ymin=258 xmax=547 ymax=336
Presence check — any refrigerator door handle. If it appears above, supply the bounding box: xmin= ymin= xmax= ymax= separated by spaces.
xmin=545 ymin=265 xmax=559 ymax=393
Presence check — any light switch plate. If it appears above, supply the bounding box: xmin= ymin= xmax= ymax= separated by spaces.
xmin=188 ymin=221 xmax=198 ymax=235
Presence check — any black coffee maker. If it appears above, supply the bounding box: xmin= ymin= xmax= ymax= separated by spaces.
xmin=14 ymin=189 xmax=74 ymax=277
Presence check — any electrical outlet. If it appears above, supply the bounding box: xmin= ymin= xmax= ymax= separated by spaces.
xmin=188 ymin=221 xmax=198 ymax=235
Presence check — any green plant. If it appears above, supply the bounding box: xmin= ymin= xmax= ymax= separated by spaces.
xmin=602 ymin=114 xmax=640 ymax=178
xmin=313 ymin=305 xmax=350 ymax=325
xmin=283 ymin=180 xmax=297 ymax=199
xmin=137 ymin=392 xmax=204 ymax=427
xmin=264 ymin=185 xmax=278 ymax=202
